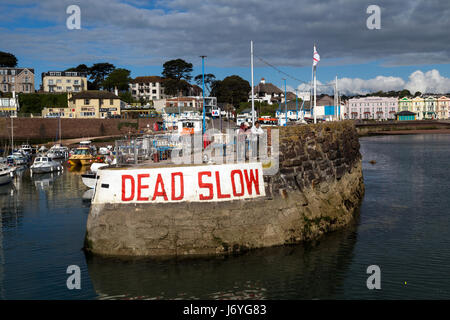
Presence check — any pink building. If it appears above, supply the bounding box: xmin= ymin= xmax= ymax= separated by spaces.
xmin=345 ymin=97 xmax=398 ymax=120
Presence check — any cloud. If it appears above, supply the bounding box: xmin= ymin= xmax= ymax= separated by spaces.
xmin=1 ymin=0 xmax=450 ymax=70
xmin=293 ymin=69 xmax=450 ymax=95
xmin=404 ymin=70 xmax=450 ymax=94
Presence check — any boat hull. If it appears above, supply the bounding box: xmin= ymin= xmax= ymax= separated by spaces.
xmin=0 ymin=172 xmax=12 ymax=185
xmin=68 ymin=158 xmax=94 ymax=167
xmin=81 ymin=173 xmax=98 ymax=188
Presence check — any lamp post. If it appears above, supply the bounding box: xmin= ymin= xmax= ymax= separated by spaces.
xmin=200 ymin=55 xmax=207 ymax=134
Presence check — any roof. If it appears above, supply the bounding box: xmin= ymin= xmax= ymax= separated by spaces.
xmin=163 ymin=106 xmax=198 ymax=114
xmin=70 ymin=90 xmax=119 ymax=100
xmin=396 ymin=111 xmax=416 ymax=116
xmin=251 ymin=82 xmax=283 ymax=95
xmin=131 ymin=76 xmax=163 ymax=84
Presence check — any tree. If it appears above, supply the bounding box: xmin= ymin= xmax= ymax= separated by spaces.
xmin=65 ymin=64 xmax=90 ymax=73
xmin=194 ymin=73 xmax=216 ymax=94
xmin=414 ymin=91 xmax=422 ymax=97
xmin=210 ymin=75 xmax=251 ymax=108
xmin=399 ymin=89 xmax=411 ymax=98
xmin=101 ymin=68 xmax=131 ymax=91
xmin=119 ymin=91 xmax=134 ymax=104
xmin=0 ymin=51 xmax=18 ymax=67
xmin=162 ymin=59 xmax=193 ymax=81
xmin=163 ymin=78 xmax=190 ymax=96
xmin=89 ymin=63 xmax=116 ymax=89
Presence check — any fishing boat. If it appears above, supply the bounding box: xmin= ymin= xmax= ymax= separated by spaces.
xmin=68 ymin=142 xmax=96 ymax=167
xmin=30 ymin=156 xmax=63 ymax=174
xmin=0 ymin=164 xmax=14 ymax=185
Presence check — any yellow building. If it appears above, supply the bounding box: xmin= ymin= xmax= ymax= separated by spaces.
xmin=411 ymin=96 xmax=425 ymax=120
xmin=42 ymin=90 xmax=122 ymax=118
xmin=41 ymin=71 xmax=88 ymax=93
xmin=437 ymin=96 xmax=450 ymax=119
xmin=398 ymin=97 xmax=412 ymax=112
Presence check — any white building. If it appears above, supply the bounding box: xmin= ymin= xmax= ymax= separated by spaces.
xmin=0 ymin=92 xmax=19 ymax=117
xmin=129 ymin=76 xmax=167 ymax=102
xmin=345 ymin=96 xmax=398 ymax=120
xmin=248 ymin=78 xmax=285 ymax=105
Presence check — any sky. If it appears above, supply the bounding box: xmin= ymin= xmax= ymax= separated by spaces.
xmin=1 ymin=0 xmax=450 ymax=95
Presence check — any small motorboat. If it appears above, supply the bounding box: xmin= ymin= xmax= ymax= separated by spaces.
xmin=0 ymin=164 xmax=14 ymax=185
xmin=19 ymin=144 xmax=33 ymax=155
xmin=81 ymin=162 xmax=109 ymax=188
xmin=7 ymin=152 xmax=28 ymax=166
xmin=30 ymin=156 xmax=63 ymax=174
xmin=68 ymin=141 xmax=96 ymax=167
xmin=47 ymin=144 xmax=68 ymax=159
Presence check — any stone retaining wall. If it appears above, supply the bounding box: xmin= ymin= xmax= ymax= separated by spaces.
xmin=85 ymin=121 xmax=364 ymax=257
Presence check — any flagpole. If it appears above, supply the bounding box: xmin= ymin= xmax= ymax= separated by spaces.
xmin=313 ymin=66 xmax=317 ymax=124
xmin=251 ymin=40 xmax=255 ymax=125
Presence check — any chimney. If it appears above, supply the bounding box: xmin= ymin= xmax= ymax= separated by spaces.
xmin=114 ymin=86 xmax=118 ymax=96
xmin=260 ymin=78 xmax=266 ymax=84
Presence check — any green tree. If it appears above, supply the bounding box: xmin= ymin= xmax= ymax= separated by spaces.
xmin=162 ymin=78 xmax=190 ymax=97
xmin=0 ymin=51 xmax=18 ymax=67
xmin=89 ymin=63 xmax=116 ymax=89
xmin=119 ymin=91 xmax=134 ymax=104
xmin=162 ymin=59 xmax=193 ymax=81
xmin=194 ymin=73 xmax=216 ymax=94
xmin=65 ymin=64 xmax=90 ymax=73
xmin=399 ymin=89 xmax=411 ymax=98
xmin=211 ymin=75 xmax=251 ymax=108
xmin=102 ymin=68 xmax=131 ymax=91
xmin=414 ymin=91 xmax=422 ymax=97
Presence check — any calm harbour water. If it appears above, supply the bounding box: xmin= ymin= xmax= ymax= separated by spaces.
xmin=1 ymin=134 xmax=450 ymax=300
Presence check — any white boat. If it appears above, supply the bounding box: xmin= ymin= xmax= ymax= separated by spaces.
xmin=0 ymin=164 xmax=13 ymax=185
xmin=47 ymin=144 xmax=68 ymax=159
xmin=7 ymin=152 xmax=28 ymax=166
xmin=0 ymin=157 xmax=6 ymax=164
xmin=19 ymin=144 xmax=33 ymax=155
xmin=30 ymin=156 xmax=63 ymax=174
xmin=81 ymin=162 xmax=110 ymax=188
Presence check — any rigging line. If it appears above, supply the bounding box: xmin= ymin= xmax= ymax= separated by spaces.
xmin=254 ymin=54 xmax=335 ymax=88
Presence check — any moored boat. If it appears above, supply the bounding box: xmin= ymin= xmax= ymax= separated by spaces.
xmin=30 ymin=156 xmax=63 ymax=174
xmin=0 ymin=164 xmax=13 ymax=185
xmin=68 ymin=146 xmax=95 ymax=167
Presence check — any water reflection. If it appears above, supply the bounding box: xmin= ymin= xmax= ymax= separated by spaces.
xmin=86 ymin=220 xmax=359 ymax=300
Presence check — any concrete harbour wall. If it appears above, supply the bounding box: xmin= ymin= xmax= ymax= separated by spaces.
xmin=85 ymin=121 xmax=364 ymax=257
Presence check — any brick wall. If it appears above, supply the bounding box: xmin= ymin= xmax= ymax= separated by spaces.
xmin=0 ymin=117 xmax=162 ymax=140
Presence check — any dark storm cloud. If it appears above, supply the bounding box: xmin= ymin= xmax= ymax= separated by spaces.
xmin=1 ymin=0 xmax=450 ymax=67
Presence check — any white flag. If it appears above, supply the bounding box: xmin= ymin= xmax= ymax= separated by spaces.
xmin=313 ymin=45 xmax=320 ymax=67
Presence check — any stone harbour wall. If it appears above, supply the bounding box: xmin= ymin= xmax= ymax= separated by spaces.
xmin=85 ymin=121 xmax=364 ymax=257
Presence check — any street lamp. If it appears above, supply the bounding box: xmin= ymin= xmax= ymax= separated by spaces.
xmin=200 ymin=55 xmax=207 ymax=134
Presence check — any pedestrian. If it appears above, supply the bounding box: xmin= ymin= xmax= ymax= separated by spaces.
xmin=250 ymin=121 xmax=264 ymax=160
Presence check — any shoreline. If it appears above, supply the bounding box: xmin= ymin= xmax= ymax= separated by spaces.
xmin=360 ymin=128 xmax=450 ymax=136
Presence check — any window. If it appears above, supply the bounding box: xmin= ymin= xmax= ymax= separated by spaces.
xmin=84 ymin=99 xmax=90 ymax=105
xmin=11 ymin=70 xmax=15 ymax=75
xmin=48 ymin=80 xmax=54 ymax=85
xmin=66 ymin=79 xmax=71 ymax=83
xmin=110 ymin=99 xmax=114 ymax=105
xmin=57 ymin=79 xmax=62 ymax=83
xmin=66 ymin=87 xmax=72 ymax=91
xmin=74 ymin=80 xmax=79 ymax=85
